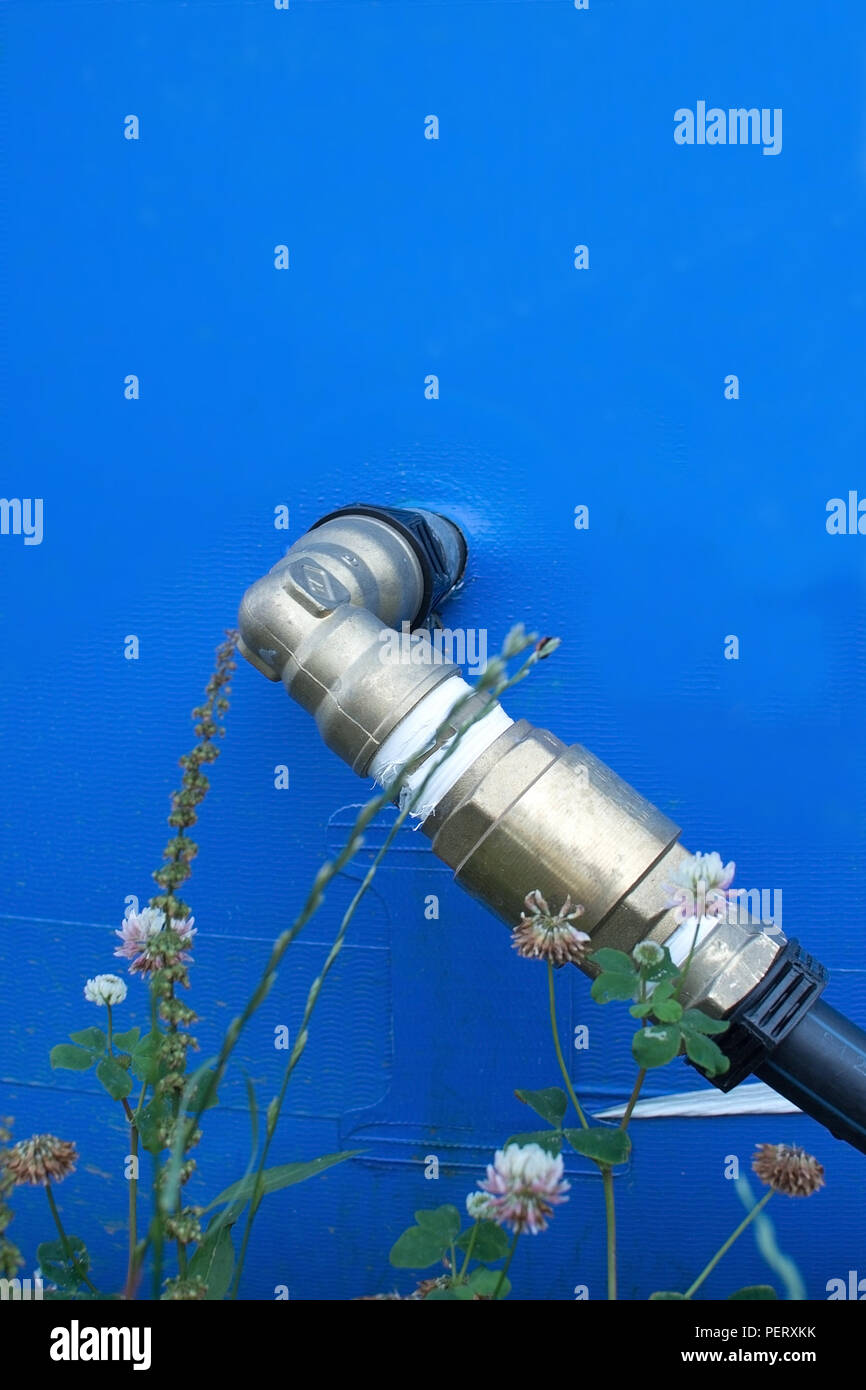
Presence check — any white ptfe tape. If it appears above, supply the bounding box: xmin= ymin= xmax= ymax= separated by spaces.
xmin=370 ymin=675 xmax=513 ymax=820
xmin=665 ymin=915 xmax=719 ymax=966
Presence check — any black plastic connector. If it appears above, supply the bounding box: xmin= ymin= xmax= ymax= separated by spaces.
xmin=709 ymin=939 xmax=828 ymax=1092
xmin=689 ymin=939 xmax=866 ymax=1153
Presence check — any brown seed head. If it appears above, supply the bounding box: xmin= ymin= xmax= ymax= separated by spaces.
xmin=751 ymin=1143 xmax=825 ymax=1198
xmin=4 ymin=1135 xmax=78 ymax=1187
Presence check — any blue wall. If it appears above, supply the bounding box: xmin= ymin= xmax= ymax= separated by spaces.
xmin=2 ymin=0 xmax=865 ymax=1300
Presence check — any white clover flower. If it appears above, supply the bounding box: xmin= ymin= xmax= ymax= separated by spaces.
xmin=115 ymin=905 xmax=196 ymax=975
xmin=83 ymin=973 xmax=128 ymax=1006
xmin=477 ymin=1142 xmax=569 ymax=1235
xmin=466 ymin=1191 xmax=494 ymax=1221
xmin=665 ymin=851 xmax=735 ymax=923
xmin=632 ymin=940 xmax=665 ymax=969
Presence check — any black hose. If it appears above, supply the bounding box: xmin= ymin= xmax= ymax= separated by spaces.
xmin=756 ymin=1000 xmax=866 ymax=1155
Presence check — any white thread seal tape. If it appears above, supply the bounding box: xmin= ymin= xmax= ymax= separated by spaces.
xmin=370 ymin=675 xmax=513 ymax=821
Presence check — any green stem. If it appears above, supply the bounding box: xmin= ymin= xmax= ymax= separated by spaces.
xmin=162 ymin=972 xmax=189 ymax=1281
xmin=683 ymin=1191 xmax=773 ymax=1299
xmin=148 ymin=991 xmax=164 ymax=1300
xmin=493 ymin=1231 xmax=519 ymax=1300
xmin=619 ymin=1069 xmax=647 ymax=1131
xmin=547 ymin=960 xmax=588 ymax=1128
xmin=149 ymin=1127 xmax=164 ymax=1300
xmin=150 ymin=1199 xmax=163 ymax=1301
xmin=457 ymin=1222 xmax=479 ymax=1281
xmin=45 ymin=1182 xmax=99 ymax=1294
xmin=106 ymin=1002 xmax=137 ymax=1125
xmin=673 ymin=912 xmax=705 ymax=1002
xmin=226 ymin=635 xmax=549 ymax=1299
xmin=449 ymin=1243 xmax=458 ymax=1285
xmin=124 ymin=1119 xmax=139 ymax=1299
xmin=45 ymin=1183 xmax=72 ymax=1261
xmin=602 ymin=1165 xmax=617 ymax=1300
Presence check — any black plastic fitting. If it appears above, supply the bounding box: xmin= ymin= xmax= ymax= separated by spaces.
xmin=711 ymin=940 xmax=828 ymax=1092
xmin=696 ymin=939 xmax=866 ymax=1153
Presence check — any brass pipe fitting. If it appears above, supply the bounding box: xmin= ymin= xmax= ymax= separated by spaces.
xmin=238 ymin=502 xmax=866 ymax=1151
xmin=422 ymin=719 xmax=781 ymax=1015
